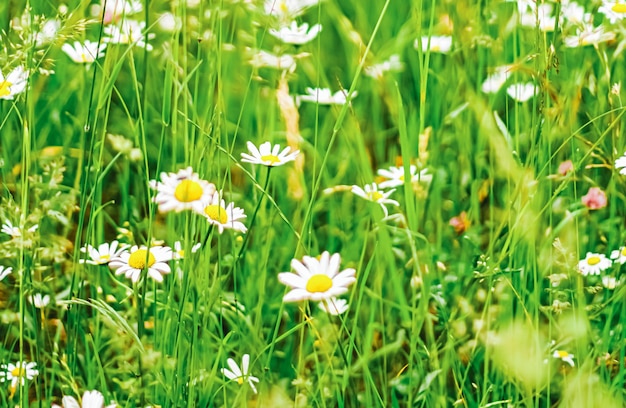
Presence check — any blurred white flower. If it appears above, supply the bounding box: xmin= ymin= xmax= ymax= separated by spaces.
xmin=364 ymin=54 xmax=404 ymax=79
xmin=519 ymin=3 xmax=557 ymax=31
xmin=269 ymin=21 xmax=322 ymax=45
xmin=481 ymin=65 xmax=514 ymax=93
xmin=416 ymin=36 xmax=452 ymax=53
xmin=318 ymin=298 xmax=349 ymax=315
xmin=29 ymin=293 xmax=50 ymax=308
xmin=564 ymin=25 xmax=615 ymax=47
xmin=351 ymin=183 xmax=399 ymax=217
xmin=615 ymin=152 xmax=626 ymax=175
xmin=506 ymin=82 xmax=537 ymax=102
xmin=0 ymin=266 xmax=12 ymax=281
xmin=0 ymin=66 xmax=28 ymax=100
xmin=250 ymin=50 xmax=297 ymax=72
xmin=104 ymin=20 xmax=155 ymax=51
xmin=296 ymin=87 xmax=357 ymax=105
xmin=221 ymin=354 xmax=259 ymax=394
xmin=598 ymin=1 xmax=626 ymax=24
xmin=62 ymin=41 xmax=107 ymax=65
xmin=264 ymin=0 xmax=320 ymax=21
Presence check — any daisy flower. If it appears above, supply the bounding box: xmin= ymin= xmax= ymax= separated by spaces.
xmin=481 ymin=65 xmax=513 ymax=94
xmin=109 ymin=245 xmax=173 ymax=283
xmin=564 ymin=25 xmax=615 ymax=47
xmin=296 ymin=87 xmax=357 ymax=105
xmin=0 ymin=361 xmax=38 ymax=389
xmin=318 ymin=297 xmax=349 ymax=315
xmin=278 ymin=251 xmax=356 ymax=302
xmin=61 ymin=41 xmax=107 ymax=65
xmin=610 ymin=246 xmax=626 ymax=264
xmin=602 ymin=275 xmax=618 ymax=289
xmin=506 ymin=82 xmax=537 ymax=102
xmin=577 ymin=252 xmax=612 ymax=276
xmin=581 ymin=187 xmax=607 ymax=210
xmin=196 ymin=194 xmax=247 ymax=234
xmin=264 ymin=0 xmax=320 ymax=21
xmin=32 ymin=18 xmax=61 ymax=47
xmin=149 ymin=167 xmax=216 ymax=214
xmin=377 ymin=165 xmax=432 ymax=189
xmin=415 ymin=36 xmax=453 ymax=53
xmin=29 ymin=293 xmax=50 ymax=308
xmin=598 ymin=1 xmax=626 ymax=24
xmin=269 ymin=21 xmax=322 ymax=45
xmin=552 ymin=350 xmax=575 ymax=367
xmin=172 ymin=241 xmax=201 ymax=260
xmin=351 ymin=183 xmax=399 ymax=217
xmin=364 ymin=54 xmax=404 ymax=79
xmin=250 ymin=50 xmax=297 ymax=72
xmin=52 ymin=390 xmax=117 ymax=408
xmin=92 ymin=0 xmax=143 ymax=24
xmin=615 ymin=152 xmax=626 ymax=175
xmin=1 ymin=220 xmax=38 ymax=238
xmin=0 ymin=66 xmax=28 ymax=100
xmin=80 ymin=240 xmax=128 ymax=265
xmin=519 ymin=3 xmax=557 ymax=31
xmin=0 ymin=266 xmax=12 ymax=281
xmin=103 ymin=20 xmax=155 ymax=51
xmin=221 ymin=354 xmax=259 ymax=394
xmin=240 ymin=141 xmax=299 ymax=167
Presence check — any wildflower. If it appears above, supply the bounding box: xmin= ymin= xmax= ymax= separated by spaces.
xmin=240 ymin=141 xmax=299 ymax=167
xmin=172 ymin=241 xmax=201 ymax=260
xmin=0 ymin=66 xmax=28 ymax=100
xmin=109 ymin=245 xmax=173 ymax=283
xmin=598 ymin=1 xmax=626 ymax=24
xmin=32 ymin=18 xmax=61 ymax=47
xmin=415 ymin=36 xmax=453 ymax=53
xmin=506 ymin=82 xmax=537 ymax=102
xmin=269 ymin=21 xmax=322 ymax=45
xmin=29 ymin=293 xmax=50 ymax=308
xmin=0 ymin=361 xmax=38 ymax=389
xmin=351 ymin=183 xmax=399 ymax=217
xmin=278 ymin=251 xmax=356 ymax=302
xmin=92 ymin=0 xmax=143 ymax=24
xmin=103 ymin=20 xmax=155 ymax=51
xmin=610 ymin=246 xmax=626 ymax=264
xmin=250 ymin=50 xmax=297 ymax=71
xmin=52 ymin=390 xmax=116 ymax=408
xmin=0 ymin=266 xmax=12 ymax=281
xmin=481 ymin=65 xmax=513 ymax=94
xmin=318 ymin=298 xmax=349 ymax=315
xmin=61 ymin=41 xmax=107 ymax=65
xmin=557 ymin=160 xmax=574 ymax=176
xmin=519 ymin=3 xmax=557 ymax=31
xmin=149 ymin=167 xmax=216 ymax=214
xmin=564 ymin=25 xmax=615 ymax=47
xmin=615 ymin=152 xmax=626 ymax=175
xmin=602 ymin=275 xmax=618 ymax=289
xmin=264 ymin=0 xmax=320 ymax=21
xmin=80 ymin=241 xmax=128 ymax=265
xmin=449 ymin=211 xmax=470 ymax=234
xmin=561 ymin=1 xmax=587 ymax=25
xmin=577 ymin=252 xmax=612 ymax=276
xmin=196 ymin=194 xmax=247 ymax=234
xmin=376 ymin=165 xmax=432 ymax=189
xmin=581 ymin=187 xmax=607 ymax=210
xmin=221 ymin=354 xmax=259 ymax=394
xmin=553 ymin=350 xmax=575 ymax=367
xmin=1 ymin=220 xmax=38 ymax=238
xmin=364 ymin=54 xmax=404 ymax=79
xmin=296 ymin=87 xmax=357 ymax=105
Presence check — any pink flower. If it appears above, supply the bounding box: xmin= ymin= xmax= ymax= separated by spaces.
xmin=558 ymin=160 xmax=574 ymax=176
xmin=449 ymin=211 xmax=470 ymax=234
xmin=582 ymin=187 xmax=607 ymax=210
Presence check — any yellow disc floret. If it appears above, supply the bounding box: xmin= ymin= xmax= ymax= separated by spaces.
xmin=174 ymin=179 xmax=204 ymax=202
xmin=306 ymin=274 xmax=333 ymax=293
xmin=586 ymin=256 xmax=600 ymax=266
xmin=204 ymin=205 xmax=228 ymax=224
xmin=128 ymin=249 xmax=156 ymax=269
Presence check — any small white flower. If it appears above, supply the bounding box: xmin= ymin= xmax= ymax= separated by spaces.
xmin=519 ymin=3 xmax=557 ymax=31
xmin=172 ymin=241 xmax=201 ymax=260
xmin=29 ymin=293 xmax=50 ymax=308
xmin=0 ymin=66 xmax=28 ymax=100
xmin=278 ymin=251 xmax=357 ymax=302
xmin=103 ymin=20 xmax=155 ymax=51
xmin=415 ymin=36 xmax=453 ymax=53
xmin=92 ymin=0 xmax=143 ymax=24
xmin=55 ymin=390 xmax=116 ymax=408
xmin=221 ymin=354 xmax=259 ymax=394
xmin=158 ymin=12 xmax=182 ymax=32
xmin=506 ymin=82 xmax=537 ymax=102
xmin=552 ymin=350 xmax=575 ymax=367
xmin=196 ymin=193 xmax=247 ymax=234
xmin=564 ymin=25 xmax=615 ymax=47
xmin=602 ymin=275 xmax=618 ymax=289
xmin=364 ymin=54 xmax=404 ymax=79
xmin=577 ymin=252 xmax=612 ymax=276
xmin=240 ymin=141 xmax=299 ymax=167
xmin=80 ymin=241 xmax=129 ymax=265
xmin=481 ymin=65 xmax=514 ymax=94
xmin=598 ymin=1 xmax=626 ymax=24
xmin=610 ymin=246 xmax=626 ymax=264
xmin=0 ymin=265 xmax=12 ymax=281
xmin=377 ymin=165 xmax=432 ymax=189
xmin=149 ymin=167 xmax=216 ymax=214
xmin=0 ymin=361 xmax=38 ymax=389
xmin=1 ymin=220 xmax=37 ymax=238
xmin=32 ymin=18 xmax=61 ymax=47
xmin=296 ymin=87 xmax=357 ymax=105
xmin=109 ymin=245 xmax=173 ymax=283
xmin=250 ymin=50 xmax=297 ymax=72
xmin=318 ymin=298 xmax=349 ymax=315
xmin=269 ymin=21 xmax=322 ymax=45
xmin=615 ymin=152 xmax=626 ymax=175
xmin=561 ymin=1 xmax=588 ymax=26
xmin=61 ymin=41 xmax=107 ymax=64
xmin=351 ymin=183 xmax=399 ymax=217
xmin=264 ymin=0 xmax=320 ymax=21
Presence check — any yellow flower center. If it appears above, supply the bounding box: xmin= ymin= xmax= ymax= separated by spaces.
xmin=260 ymin=154 xmax=281 ymax=165
xmin=0 ymin=80 xmax=12 ymax=97
xmin=81 ymin=53 xmax=91 ymax=63
xmin=128 ymin=249 xmax=156 ymax=269
xmin=367 ymin=191 xmax=383 ymax=201
xmin=11 ymin=367 xmax=25 ymax=378
xmin=587 ymin=256 xmax=600 ymax=266
xmin=555 ymin=350 xmax=569 ymax=358
xmin=612 ymin=3 xmax=626 ymax=13
xmin=174 ymin=179 xmax=204 ymax=202
xmin=279 ymin=1 xmax=288 ymax=12
xmin=621 ymin=247 xmax=626 ymax=257
xmin=236 ymin=377 xmax=244 ymax=385
xmin=98 ymin=254 xmax=111 ymax=263
xmin=306 ymin=274 xmax=333 ymax=293
xmin=204 ymin=205 xmax=228 ymax=224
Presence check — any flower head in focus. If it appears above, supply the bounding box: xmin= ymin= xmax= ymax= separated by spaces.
xmin=196 ymin=193 xmax=247 ymax=234
xmin=0 ymin=66 xmax=28 ymax=100
xmin=109 ymin=245 xmax=173 ymax=283
xmin=221 ymin=354 xmax=259 ymax=394
xmin=149 ymin=167 xmax=216 ymax=214
xmin=577 ymin=252 xmax=612 ymax=276
xmin=240 ymin=141 xmax=299 ymax=167
xmin=351 ymin=183 xmax=399 ymax=217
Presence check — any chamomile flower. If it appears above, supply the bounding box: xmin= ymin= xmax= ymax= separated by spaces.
xmin=506 ymin=82 xmax=537 ymax=102
xmin=61 ymin=41 xmax=107 ymax=65
xmin=103 ymin=20 xmax=155 ymax=51
xmin=240 ymin=141 xmax=299 ymax=167
xmin=318 ymin=297 xmax=349 ymax=315
xmin=196 ymin=194 xmax=247 ymax=234
xmin=0 ymin=266 xmax=12 ymax=281
xmin=519 ymin=3 xmax=557 ymax=31
xmin=481 ymin=65 xmax=514 ymax=94
xmin=53 ymin=390 xmax=116 ymax=408
xmin=0 ymin=66 xmax=28 ymax=100
xmin=80 ymin=241 xmax=128 ymax=265
xmin=92 ymin=0 xmax=143 ymax=24
xmin=602 ymin=275 xmax=618 ymax=289
xmin=250 ymin=50 xmax=297 ymax=71
xmin=269 ymin=21 xmax=322 ymax=44
xmin=377 ymin=165 xmax=432 ymax=189
xmin=278 ymin=251 xmax=356 ymax=302
xmin=564 ymin=25 xmax=615 ymax=47
xmin=1 ymin=220 xmax=38 ymax=238
xmin=296 ymin=87 xmax=357 ymax=105
xmin=109 ymin=245 xmax=173 ymax=283
xmin=172 ymin=241 xmax=201 ymax=260
xmin=615 ymin=152 xmax=626 ymax=175
xmin=552 ymin=350 xmax=575 ymax=367
xmin=351 ymin=183 xmax=399 ymax=217
xmin=599 ymin=1 xmax=626 ymax=24
xmin=29 ymin=293 xmax=50 ymax=308
xmin=264 ymin=0 xmax=320 ymax=21
xmin=364 ymin=54 xmax=404 ymax=79
xmin=577 ymin=252 xmax=612 ymax=276
xmin=416 ymin=36 xmax=453 ymax=53
xmin=0 ymin=361 xmax=38 ymax=389
xmin=149 ymin=167 xmax=216 ymax=214
xmin=221 ymin=354 xmax=259 ymax=394
xmin=610 ymin=246 xmax=626 ymax=264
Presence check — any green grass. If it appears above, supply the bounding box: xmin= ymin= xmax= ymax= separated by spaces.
xmin=0 ymin=0 xmax=624 ymax=407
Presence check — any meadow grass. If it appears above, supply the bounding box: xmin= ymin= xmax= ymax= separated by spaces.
xmin=0 ymin=0 xmax=624 ymax=407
